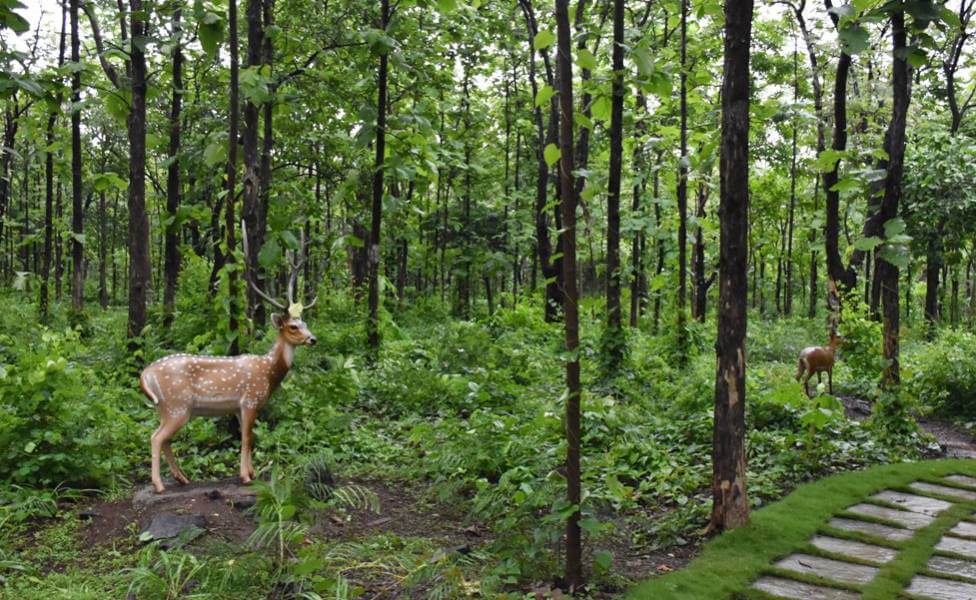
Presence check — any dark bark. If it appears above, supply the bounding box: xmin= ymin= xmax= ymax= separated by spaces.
xmin=255 ymin=0 xmax=274 ymax=328
xmin=711 ymin=0 xmax=752 ymax=532
xmin=785 ymin=27 xmax=798 ymax=315
xmin=605 ymin=0 xmax=624 ymax=353
xmin=692 ymin=182 xmax=714 ymax=322
xmin=242 ymin=0 xmax=264 ymax=323
xmin=653 ymin=151 xmax=664 ymax=333
xmin=0 ymin=107 xmax=18 ymax=253
xmin=70 ymin=0 xmax=84 ymax=313
xmin=519 ymin=0 xmax=562 ymax=322
xmin=225 ymin=0 xmax=241 ymax=354
xmin=925 ymin=237 xmax=941 ymax=327
xmin=630 ymin=92 xmax=648 ymax=328
xmin=127 ymin=0 xmax=151 ymax=347
xmin=164 ymin=1 xmax=184 ymax=327
xmin=367 ymin=0 xmax=389 ymax=352
xmin=676 ymin=0 xmax=689 ymax=361
xmin=41 ymin=3 xmax=68 ymax=319
xmin=555 ymin=0 xmax=582 ymax=588
xmin=878 ymin=10 xmax=909 ymax=388
xmin=98 ymin=191 xmax=107 ymax=308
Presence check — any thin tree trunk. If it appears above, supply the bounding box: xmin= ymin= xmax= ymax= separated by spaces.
xmin=70 ymin=0 xmax=84 ymax=313
xmin=676 ymin=0 xmax=689 ymax=361
xmin=555 ymin=0 xmax=581 ymax=588
xmin=711 ymin=0 xmax=753 ymax=532
xmin=878 ymin=10 xmax=909 ymax=388
xmin=41 ymin=5 xmax=67 ymax=318
xmin=98 ymin=191 xmax=108 ymax=308
xmin=630 ymin=92 xmax=648 ymax=328
xmin=164 ymin=0 xmax=184 ymax=327
xmin=367 ymin=0 xmax=389 ymax=353
xmin=242 ymin=0 xmax=263 ymax=322
xmin=225 ymin=0 xmax=241 ymax=354
xmin=605 ymin=0 xmax=624 ymax=356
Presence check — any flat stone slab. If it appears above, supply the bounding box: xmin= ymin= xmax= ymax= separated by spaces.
xmin=846 ymin=503 xmax=936 ymax=530
xmin=951 ymin=521 xmax=976 ymax=539
xmin=945 ymin=475 xmax=976 ymax=488
xmin=774 ymin=553 xmax=879 ymax=585
xmin=870 ymin=490 xmax=953 ymax=516
xmin=910 ymin=482 xmax=976 ymax=502
xmin=936 ymin=535 xmax=976 ymax=556
xmin=141 ymin=512 xmax=206 ymax=549
xmin=752 ymin=576 xmax=860 ymax=600
xmin=827 ymin=517 xmax=914 ymax=542
xmin=906 ymin=575 xmax=976 ymax=600
xmin=928 ymin=555 xmax=976 ymax=581
xmin=810 ymin=535 xmax=897 ymax=564
xmin=133 ymin=478 xmax=258 ymax=510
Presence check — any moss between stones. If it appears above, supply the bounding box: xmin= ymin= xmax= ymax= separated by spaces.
xmin=626 ymin=459 xmax=976 ymax=600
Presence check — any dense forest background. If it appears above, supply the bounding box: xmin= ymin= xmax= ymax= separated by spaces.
xmin=1 ymin=0 xmax=976 ymax=597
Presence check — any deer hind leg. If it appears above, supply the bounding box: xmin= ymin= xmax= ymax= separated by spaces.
xmin=151 ymin=411 xmax=190 ymax=494
xmin=239 ymin=407 xmax=258 ymax=484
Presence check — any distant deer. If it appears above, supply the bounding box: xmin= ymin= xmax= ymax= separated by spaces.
xmin=140 ymin=225 xmax=316 ymax=493
xmin=795 ymin=329 xmax=842 ymax=397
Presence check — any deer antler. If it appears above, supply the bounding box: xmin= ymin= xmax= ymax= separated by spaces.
xmin=243 ymin=220 xmax=317 ymax=316
xmin=241 ymin=220 xmax=287 ymax=311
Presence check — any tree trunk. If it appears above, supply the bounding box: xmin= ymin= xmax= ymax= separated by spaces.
xmin=785 ymin=28 xmax=798 ymax=316
xmin=555 ymin=0 xmax=582 ymax=589
xmin=693 ymin=182 xmax=712 ymax=322
xmin=878 ymin=10 xmax=909 ymax=388
xmin=367 ymin=0 xmax=389 ymax=353
xmin=711 ymin=0 xmax=752 ymax=532
xmin=605 ymin=0 xmax=624 ymax=356
xmin=70 ymin=0 xmax=84 ymax=313
xmin=127 ymin=0 xmax=151 ymax=348
xmin=224 ymin=0 xmax=241 ymax=354
xmin=98 ymin=191 xmax=108 ymax=308
xmin=41 ymin=4 xmax=68 ymax=319
xmin=676 ymin=0 xmax=689 ymax=362
xmin=242 ymin=0 xmax=263 ymax=322
xmin=164 ymin=1 xmax=184 ymax=327
xmin=630 ymin=91 xmax=648 ymax=328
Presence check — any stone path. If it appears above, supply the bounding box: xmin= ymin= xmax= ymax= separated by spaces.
xmin=751 ymin=474 xmax=976 ymax=599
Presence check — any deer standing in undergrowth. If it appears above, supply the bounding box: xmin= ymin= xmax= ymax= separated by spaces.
xmin=795 ymin=329 xmax=842 ymax=397
xmin=140 ymin=225 xmax=316 ymax=493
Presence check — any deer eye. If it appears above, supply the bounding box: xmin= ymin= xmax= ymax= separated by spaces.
xmin=290 ymin=324 xmax=298 ymax=330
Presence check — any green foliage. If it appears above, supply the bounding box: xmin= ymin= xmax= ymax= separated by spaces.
xmin=905 ymin=329 xmax=976 ymax=417
xmin=0 ymin=323 xmax=140 ymax=487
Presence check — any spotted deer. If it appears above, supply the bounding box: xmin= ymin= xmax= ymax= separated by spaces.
xmin=795 ymin=329 xmax=842 ymax=397
xmin=140 ymin=225 xmax=316 ymax=493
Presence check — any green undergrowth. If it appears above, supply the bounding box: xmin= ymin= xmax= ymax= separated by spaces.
xmin=629 ymin=459 xmax=976 ymax=600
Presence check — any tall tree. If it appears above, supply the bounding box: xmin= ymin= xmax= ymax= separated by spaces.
xmin=711 ymin=0 xmax=753 ymax=532
xmin=163 ymin=0 xmax=184 ymax=328
xmin=605 ymin=0 xmax=624 ymax=358
xmin=555 ymin=0 xmax=582 ymax=589
xmin=367 ymin=0 xmax=389 ymax=353
xmin=70 ymin=0 xmax=83 ymax=313
xmin=676 ymin=0 xmax=690 ymax=362
xmin=225 ymin=0 xmax=241 ymax=354
xmin=878 ymin=10 xmax=910 ymax=387
xmin=242 ymin=0 xmax=265 ymax=325
xmin=128 ymin=0 xmax=151 ymax=346
xmin=40 ymin=1 xmax=68 ymax=320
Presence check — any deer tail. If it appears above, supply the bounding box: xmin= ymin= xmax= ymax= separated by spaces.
xmin=140 ymin=372 xmax=162 ymax=405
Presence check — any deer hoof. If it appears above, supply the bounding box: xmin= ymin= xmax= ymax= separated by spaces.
xmin=175 ymin=474 xmax=189 ymax=485
xmin=153 ymin=483 xmax=166 ymax=494
xmin=239 ymin=474 xmax=252 ymax=485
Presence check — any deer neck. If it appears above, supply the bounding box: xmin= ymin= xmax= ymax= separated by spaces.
xmin=267 ymin=336 xmax=295 ymax=387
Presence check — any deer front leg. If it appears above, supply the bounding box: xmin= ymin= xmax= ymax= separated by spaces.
xmin=239 ymin=407 xmax=258 ymax=484
xmin=151 ymin=413 xmax=190 ymax=493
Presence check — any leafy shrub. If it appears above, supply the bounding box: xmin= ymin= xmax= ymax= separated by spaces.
xmin=0 ymin=327 xmax=140 ymax=487
xmin=904 ymin=329 xmax=976 ymax=416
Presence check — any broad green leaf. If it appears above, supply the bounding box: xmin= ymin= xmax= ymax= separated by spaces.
xmin=535 ymin=84 xmax=555 ymax=108
xmin=544 ymin=143 xmax=561 ymax=167
xmin=577 ymin=48 xmax=597 ymax=71
xmin=839 ymin=24 xmax=870 ymax=55
xmin=853 ymin=236 xmax=882 ymax=251
xmin=534 ymin=30 xmax=555 ymax=50
xmin=591 ymin=95 xmax=611 ymax=122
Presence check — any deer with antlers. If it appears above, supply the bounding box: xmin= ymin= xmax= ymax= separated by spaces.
xmin=140 ymin=225 xmax=316 ymax=493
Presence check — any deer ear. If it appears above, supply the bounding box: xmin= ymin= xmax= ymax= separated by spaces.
xmin=271 ymin=313 xmax=285 ymax=329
